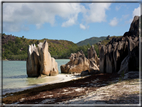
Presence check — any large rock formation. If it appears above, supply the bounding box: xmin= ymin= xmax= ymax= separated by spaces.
xmin=27 ymin=41 xmax=58 ymax=77
xmin=99 ymin=15 xmax=141 ymax=74
xmin=118 ymin=37 xmax=139 ymax=74
xmin=61 ymin=45 xmax=99 ymax=74
xmin=61 ymin=51 xmax=90 ymax=74
xmin=61 ymin=15 xmax=140 ymax=75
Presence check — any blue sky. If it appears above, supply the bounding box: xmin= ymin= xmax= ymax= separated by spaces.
xmin=2 ymin=1 xmax=141 ymax=43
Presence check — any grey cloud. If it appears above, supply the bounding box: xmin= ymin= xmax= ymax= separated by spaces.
xmin=14 ymin=4 xmax=34 ymax=16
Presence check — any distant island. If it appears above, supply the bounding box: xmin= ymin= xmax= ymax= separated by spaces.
xmin=2 ymin=33 xmax=121 ymax=60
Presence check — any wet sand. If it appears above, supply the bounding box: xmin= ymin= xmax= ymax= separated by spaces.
xmin=3 ymin=73 xmax=88 ymax=95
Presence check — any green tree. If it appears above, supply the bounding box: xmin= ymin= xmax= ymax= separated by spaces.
xmin=15 ymin=37 xmax=21 ymax=44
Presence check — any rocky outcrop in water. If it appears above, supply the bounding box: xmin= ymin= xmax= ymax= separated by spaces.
xmin=27 ymin=44 xmax=40 ymax=77
xmin=61 ymin=50 xmax=90 ymax=74
xmin=27 ymin=41 xmax=58 ymax=77
xmin=99 ymin=15 xmax=141 ymax=74
xmin=61 ymin=45 xmax=100 ymax=75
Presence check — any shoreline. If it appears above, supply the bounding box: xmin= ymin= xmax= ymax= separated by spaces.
xmin=3 ymin=73 xmax=88 ymax=96
xmin=3 ymin=73 xmax=119 ymax=104
xmin=2 ymin=59 xmax=70 ymax=61
xmin=2 ymin=73 xmax=140 ymax=104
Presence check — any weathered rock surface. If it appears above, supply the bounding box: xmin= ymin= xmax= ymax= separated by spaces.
xmin=99 ymin=45 xmax=106 ymax=73
xmin=99 ymin=15 xmax=141 ymax=74
xmin=61 ymin=51 xmax=90 ymax=74
xmin=88 ymin=45 xmax=99 ymax=65
xmin=27 ymin=41 xmax=58 ymax=77
xmin=88 ymin=45 xmax=100 ymax=74
xmin=61 ymin=45 xmax=100 ymax=75
xmin=118 ymin=39 xmax=139 ymax=74
xmin=27 ymin=44 xmax=40 ymax=77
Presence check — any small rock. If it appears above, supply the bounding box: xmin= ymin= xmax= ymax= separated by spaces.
xmin=20 ymin=98 xmax=25 ymax=102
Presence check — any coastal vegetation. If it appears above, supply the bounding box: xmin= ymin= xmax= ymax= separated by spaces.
xmin=2 ymin=34 xmax=119 ymax=60
xmin=2 ymin=33 xmax=76 ymax=60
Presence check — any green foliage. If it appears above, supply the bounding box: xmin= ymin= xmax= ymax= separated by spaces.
xmin=77 ymin=36 xmax=106 ymax=46
xmin=2 ymin=34 xmax=120 ymax=60
xmin=2 ymin=34 xmax=80 ymax=60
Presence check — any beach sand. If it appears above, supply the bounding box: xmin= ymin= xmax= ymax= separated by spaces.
xmin=3 ymin=73 xmax=88 ymax=95
xmin=2 ymin=73 xmax=140 ymax=105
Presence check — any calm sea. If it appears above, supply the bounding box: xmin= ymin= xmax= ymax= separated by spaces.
xmin=2 ymin=59 xmax=69 ymax=95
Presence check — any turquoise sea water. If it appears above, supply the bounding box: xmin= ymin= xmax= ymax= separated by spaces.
xmin=2 ymin=59 xmax=69 ymax=95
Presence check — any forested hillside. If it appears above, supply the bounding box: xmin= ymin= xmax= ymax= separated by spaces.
xmin=77 ymin=36 xmax=107 ymax=46
xmin=2 ymin=33 xmax=121 ymax=60
xmin=77 ymin=35 xmax=122 ymax=46
xmin=2 ymin=34 xmax=97 ymax=60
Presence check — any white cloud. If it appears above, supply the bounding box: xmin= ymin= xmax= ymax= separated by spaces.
xmin=3 ymin=3 xmax=84 ymax=31
xmin=62 ymin=16 xmax=77 ymax=27
xmin=2 ymin=2 xmax=111 ymax=32
xmin=80 ymin=24 xmax=86 ymax=30
xmin=133 ymin=6 xmax=140 ymax=16
xmin=127 ymin=6 xmax=141 ymax=24
xmin=61 ymin=3 xmax=83 ymax=27
xmin=36 ymin=23 xmax=43 ymax=29
xmin=83 ymin=3 xmax=111 ymax=23
xmin=109 ymin=17 xmax=118 ymax=26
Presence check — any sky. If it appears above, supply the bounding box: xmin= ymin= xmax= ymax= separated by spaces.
xmin=1 ymin=0 xmax=141 ymax=43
